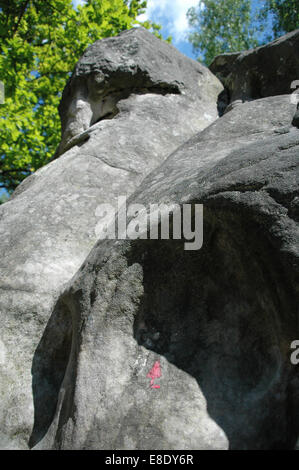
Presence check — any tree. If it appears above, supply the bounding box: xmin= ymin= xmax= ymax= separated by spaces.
xmin=261 ymin=0 xmax=299 ymax=38
xmin=0 ymin=0 xmax=160 ymax=194
xmin=0 ymin=192 xmax=8 ymax=204
xmin=187 ymin=0 xmax=298 ymax=66
xmin=187 ymin=0 xmax=259 ymax=65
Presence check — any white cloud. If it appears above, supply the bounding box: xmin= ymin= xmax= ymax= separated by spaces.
xmin=138 ymin=0 xmax=200 ymax=42
xmin=72 ymin=0 xmax=85 ymax=7
xmin=73 ymin=0 xmax=200 ymax=44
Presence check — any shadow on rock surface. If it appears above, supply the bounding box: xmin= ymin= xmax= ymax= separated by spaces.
xmin=29 ymin=302 xmax=73 ymax=448
xmin=131 ymin=202 xmax=299 ymax=450
xmin=29 ymin=199 xmax=299 ymax=450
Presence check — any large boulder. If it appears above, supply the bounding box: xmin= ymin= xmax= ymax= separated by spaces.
xmin=210 ymin=29 xmax=299 ymax=111
xmin=34 ymin=94 xmax=299 ymax=450
xmin=0 ymin=28 xmax=222 ymax=450
xmin=57 ymin=27 xmax=221 ymax=156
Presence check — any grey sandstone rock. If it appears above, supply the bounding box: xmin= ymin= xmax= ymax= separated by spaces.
xmin=210 ymin=29 xmax=299 ymax=107
xmin=0 ymin=28 xmax=222 ymax=450
xmin=1 ymin=26 xmax=299 ymax=451
xmin=57 ymin=27 xmax=221 ymax=156
xmin=34 ymin=95 xmax=299 ymax=450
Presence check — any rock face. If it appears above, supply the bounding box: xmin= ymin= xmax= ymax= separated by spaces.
xmin=210 ymin=29 xmax=299 ymax=110
xmin=0 ymin=28 xmax=222 ymax=450
xmin=57 ymin=27 xmax=221 ymax=156
xmin=1 ymin=27 xmax=298 ymax=451
xmin=33 ymin=93 xmax=299 ymax=450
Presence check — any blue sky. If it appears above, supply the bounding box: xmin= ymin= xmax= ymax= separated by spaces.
xmin=137 ymin=0 xmax=199 ymax=59
xmin=73 ymin=1 xmax=272 ymax=60
xmin=137 ymin=0 xmax=272 ymax=59
xmin=72 ymin=0 xmax=200 ymax=59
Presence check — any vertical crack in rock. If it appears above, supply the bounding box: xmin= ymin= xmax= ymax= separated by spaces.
xmin=292 ymin=103 xmax=299 ymax=129
xmin=29 ymin=302 xmax=73 ymax=448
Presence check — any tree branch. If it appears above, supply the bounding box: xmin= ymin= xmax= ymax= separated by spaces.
xmin=12 ymin=0 xmax=30 ymax=37
xmin=0 ymin=168 xmax=31 ymax=175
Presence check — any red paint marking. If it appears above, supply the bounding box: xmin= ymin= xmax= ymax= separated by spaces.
xmin=147 ymin=361 xmax=161 ymax=389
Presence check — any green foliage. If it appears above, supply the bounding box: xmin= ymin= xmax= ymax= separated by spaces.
xmin=187 ymin=0 xmax=259 ymax=65
xmin=261 ymin=0 xmax=299 ymax=38
xmin=0 ymin=0 xmax=159 ymax=193
xmin=0 ymin=192 xmax=9 ymax=204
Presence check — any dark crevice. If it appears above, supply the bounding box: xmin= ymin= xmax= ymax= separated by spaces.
xmin=217 ymin=88 xmax=230 ymax=116
xmin=29 ymin=302 xmax=73 ymax=449
xmin=248 ymin=73 xmax=263 ymax=100
xmin=91 ymin=84 xmax=181 ymax=126
xmin=213 ymin=182 xmax=266 ymax=194
xmin=91 ymin=110 xmax=118 ymax=125
xmin=265 ymin=188 xmax=299 ymax=223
